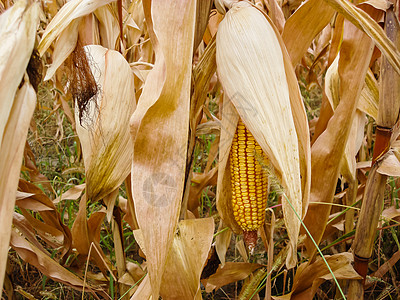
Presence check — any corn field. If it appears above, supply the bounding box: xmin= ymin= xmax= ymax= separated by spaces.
xmin=2 ymin=0 xmax=400 ymax=299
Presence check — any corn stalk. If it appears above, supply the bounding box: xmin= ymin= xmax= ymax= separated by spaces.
xmin=348 ymin=4 xmax=400 ymax=298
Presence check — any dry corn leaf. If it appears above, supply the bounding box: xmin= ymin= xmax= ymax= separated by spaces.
xmin=76 ymin=45 xmax=136 ymax=201
xmin=215 ymin=220 xmax=232 ymax=266
xmin=283 ymin=0 xmax=335 ymax=65
xmin=377 ymin=150 xmax=400 ymax=176
xmin=202 ymin=262 xmax=263 ymax=293
xmin=9 ymin=227 xmax=105 ymax=299
xmin=13 ymin=212 xmax=49 ymax=254
xmin=94 ymin=5 xmax=119 ymax=50
xmin=382 ymin=205 xmax=400 ymax=220
xmin=130 ymin=275 xmax=151 ymax=300
xmin=194 ymin=0 xmax=213 ymax=51
xmin=0 ymin=78 xmax=37 ymax=299
xmin=16 ymin=180 xmax=73 ymax=258
xmin=71 ymin=194 xmax=109 ymax=277
xmin=359 ymin=70 xmax=379 ymax=120
xmin=216 ymin=2 xmax=308 ymax=268
xmin=44 ymin=18 xmax=80 ymax=81
xmin=302 ymin=6 xmax=380 ymax=256
xmin=265 ymin=0 xmax=285 ymax=34
xmin=38 ymin=0 xmax=115 ymax=80
xmin=129 ymin=1 xmax=196 ymax=298
xmin=324 ymin=56 xmax=367 ymax=182
xmin=0 ymin=0 xmax=38 ymax=150
xmin=325 ymin=0 xmax=400 ymax=75
xmin=188 ymin=167 xmax=218 ymax=214
xmin=38 ymin=0 xmax=115 ymax=55
xmin=54 ymin=183 xmax=85 ymax=203
xmin=159 ymin=218 xmax=215 ymax=300
xmin=274 ymin=252 xmax=361 ymax=299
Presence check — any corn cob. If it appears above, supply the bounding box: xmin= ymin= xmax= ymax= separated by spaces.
xmin=230 ymin=119 xmax=268 ymax=249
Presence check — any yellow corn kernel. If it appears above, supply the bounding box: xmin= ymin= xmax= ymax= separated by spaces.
xmin=230 ymin=119 xmax=268 ymax=232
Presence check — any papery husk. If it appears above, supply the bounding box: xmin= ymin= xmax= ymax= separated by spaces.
xmin=75 ymin=45 xmax=136 ymax=202
xmin=216 ymin=1 xmax=308 ymax=268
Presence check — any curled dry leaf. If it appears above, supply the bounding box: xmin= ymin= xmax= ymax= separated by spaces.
xmin=325 ymin=0 xmax=400 ymax=75
xmin=273 ymin=252 xmax=361 ymax=299
xmin=325 ymin=55 xmax=367 ymax=182
xmin=216 ymin=1 xmax=310 ymax=268
xmin=75 ymin=45 xmax=136 ymax=201
xmin=54 ymin=183 xmax=85 ymax=204
xmin=215 ymin=220 xmax=232 ymax=266
xmin=38 ymin=0 xmax=116 ymax=80
xmin=283 ymin=0 xmax=335 ymax=65
xmin=302 ymin=5 xmax=380 ymax=257
xmin=377 ymin=150 xmax=400 ymax=177
xmin=202 ymin=262 xmax=263 ymax=293
xmin=10 ymin=227 xmax=106 ymax=299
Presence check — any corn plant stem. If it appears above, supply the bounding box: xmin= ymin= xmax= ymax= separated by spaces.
xmin=344 ymin=178 xmax=357 ymax=245
xmin=283 ymin=192 xmax=347 ymax=299
xmin=349 ymin=165 xmax=386 ymax=299
xmin=349 ymin=6 xmax=400 ymax=298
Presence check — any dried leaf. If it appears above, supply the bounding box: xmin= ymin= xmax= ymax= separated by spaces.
xmin=0 ymin=0 xmax=39 ymax=150
xmin=0 ymin=77 xmax=37 ymax=299
xmin=283 ymin=0 xmax=335 ymax=65
xmin=274 ymin=252 xmax=361 ymax=299
xmin=324 ymin=0 xmax=400 ymax=75
xmin=202 ymin=262 xmax=263 ymax=293
xmin=302 ymin=6 xmax=380 ymax=257
xmin=377 ymin=151 xmax=400 ymax=176
xmin=54 ymin=183 xmax=85 ymax=203
xmin=129 ymin=1 xmax=196 ymax=298
xmin=159 ymin=218 xmax=215 ymax=299
xmin=38 ymin=0 xmax=115 ymax=56
xmin=10 ymin=227 xmax=104 ymax=298
xmin=215 ymin=221 xmax=232 ymax=266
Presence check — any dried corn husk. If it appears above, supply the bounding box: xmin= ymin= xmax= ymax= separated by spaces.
xmin=75 ymin=45 xmax=136 ymax=201
xmin=216 ymin=2 xmax=306 ymax=268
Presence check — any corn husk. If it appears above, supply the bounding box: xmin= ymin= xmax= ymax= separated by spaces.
xmin=216 ymin=2 xmax=307 ymax=268
xmin=75 ymin=45 xmax=136 ymax=202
